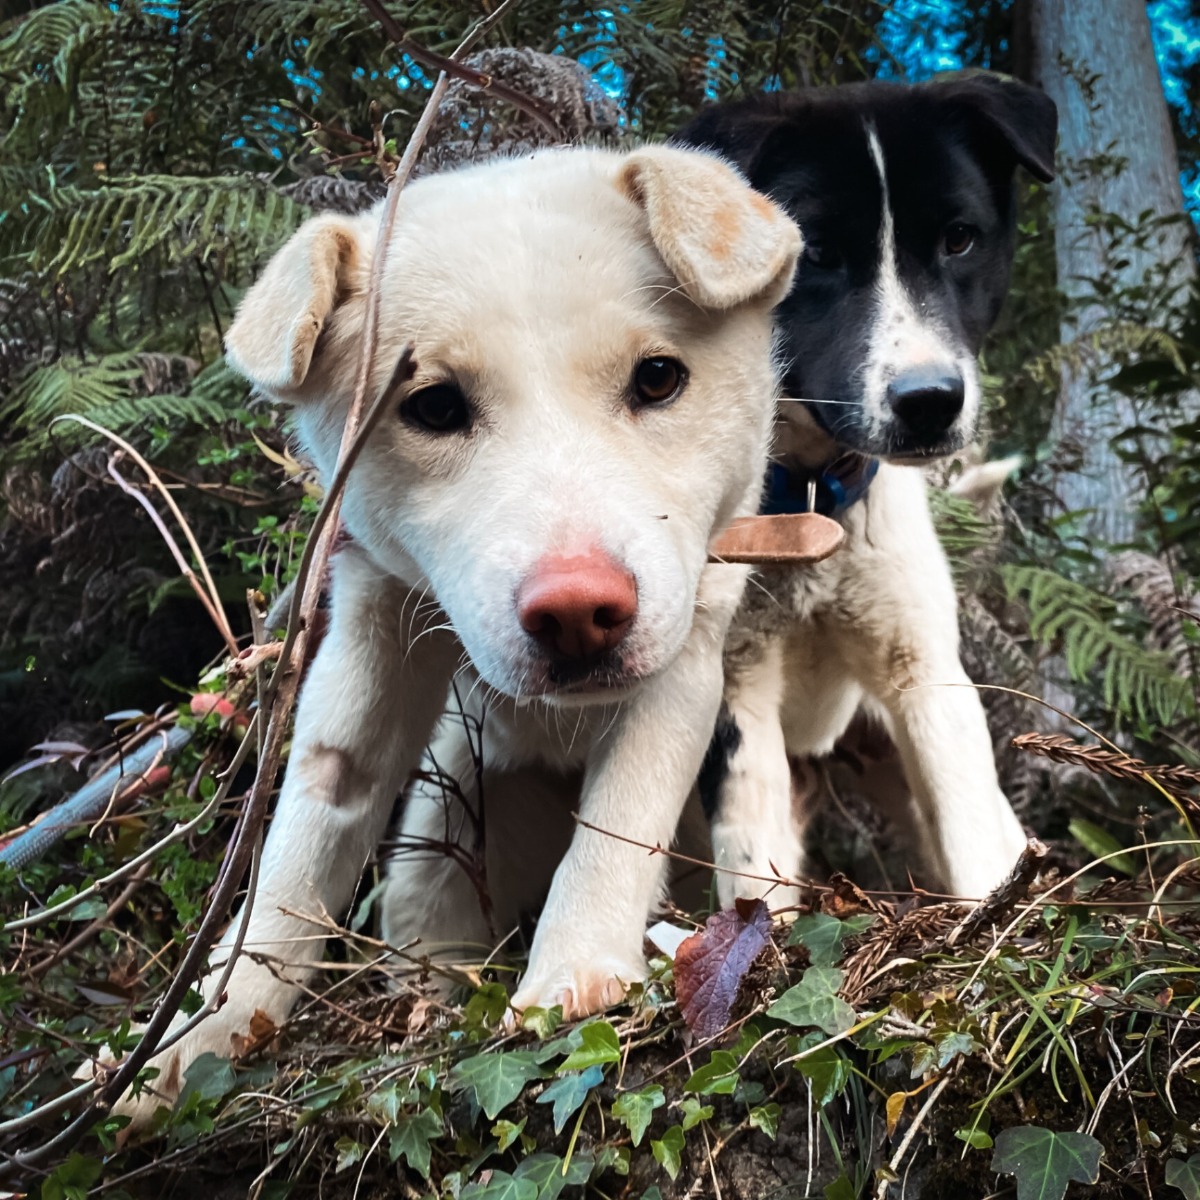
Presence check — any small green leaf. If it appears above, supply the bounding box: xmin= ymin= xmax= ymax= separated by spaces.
xmin=334 ymin=1137 xmax=365 ymax=1174
xmin=684 ymin=1049 xmax=739 ymax=1095
xmin=680 ymin=1095 xmax=713 ymax=1130
xmin=513 ymin=1151 xmax=592 ymax=1200
xmin=651 ymin=1125 xmax=686 ymax=1180
xmin=461 ymin=1171 xmax=538 ymax=1200
xmin=559 ymin=1020 xmax=620 ymax=1071
xmin=1167 ymin=1155 xmax=1200 ymax=1200
xmin=492 ymin=1118 xmax=527 ymax=1152
xmin=823 ymin=1175 xmax=855 ymax=1200
xmin=536 ymin=1066 xmax=603 ymax=1134
xmin=1069 ymin=818 xmax=1137 ymax=876
xmin=388 ymin=1108 xmax=442 ymax=1179
xmin=768 ymin=967 xmax=856 ymax=1035
xmin=177 ymin=1052 xmax=236 ymax=1107
xmin=936 ymin=1030 xmax=978 ymax=1068
xmin=463 ymin=982 xmax=510 ymax=1028
xmin=955 ymin=1126 xmax=994 ymax=1151
xmin=448 ymin=1051 xmax=544 ymax=1120
xmin=612 ymin=1084 xmax=665 ymax=1146
xmin=749 ymin=1102 xmax=781 ymax=1139
xmin=787 ymin=913 xmax=876 ymax=966
xmin=41 ymin=1153 xmax=103 ymax=1200
xmin=789 ymin=1031 xmax=851 ymax=1104
xmin=521 ymin=1005 xmax=563 ymax=1040
xmin=991 ymin=1126 xmax=1103 ymax=1200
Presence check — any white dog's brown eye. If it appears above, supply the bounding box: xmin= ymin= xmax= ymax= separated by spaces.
xmin=943 ymin=222 xmax=976 ymax=256
xmin=402 ymin=384 xmax=471 ymax=433
xmin=633 ymin=357 xmax=686 ymax=407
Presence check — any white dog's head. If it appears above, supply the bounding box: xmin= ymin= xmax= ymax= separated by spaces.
xmin=226 ymin=146 xmax=799 ymax=703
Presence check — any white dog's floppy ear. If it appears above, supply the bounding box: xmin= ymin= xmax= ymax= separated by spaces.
xmin=225 ymin=213 xmax=369 ymax=395
xmin=617 ymin=145 xmax=801 ymax=310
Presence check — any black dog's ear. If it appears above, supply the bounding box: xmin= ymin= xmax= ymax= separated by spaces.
xmin=671 ymin=103 xmax=788 ymax=180
xmin=939 ymin=74 xmax=1058 ymax=183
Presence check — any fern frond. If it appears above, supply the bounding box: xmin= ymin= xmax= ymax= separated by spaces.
xmin=1 ymin=353 xmax=226 ymax=457
xmin=929 ymin=487 xmax=1000 ymax=583
xmin=1001 ymin=563 xmax=1195 ymax=727
xmin=6 ymin=174 xmax=304 ymax=278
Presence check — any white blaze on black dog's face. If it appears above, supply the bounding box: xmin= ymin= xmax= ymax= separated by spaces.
xmin=676 ymin=77 xmax=1057 ymax=461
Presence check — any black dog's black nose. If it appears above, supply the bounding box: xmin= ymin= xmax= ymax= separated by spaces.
xmin=886 ymin=366 xmax=965 ymax=443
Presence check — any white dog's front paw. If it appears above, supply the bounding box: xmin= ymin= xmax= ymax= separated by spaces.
xmin=508 ymin=949 xmax=648 ymax=1023
xmin=79 ymin=1009 xmax=262 ymax=1142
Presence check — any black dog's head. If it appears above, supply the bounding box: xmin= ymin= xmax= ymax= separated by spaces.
xmin=675 ymin=76 xmax=1057 ymax=461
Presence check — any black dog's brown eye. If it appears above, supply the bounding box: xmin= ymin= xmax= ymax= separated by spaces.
xmin=633 ymin=357 xmax=686 ymax=407
xmin=943 ymin=222 xmax=976 ymax=256
xmin=803 ymin=240 xmax=842 ymax=269
xmin=402 ymin=384 xmax=471 ymax=433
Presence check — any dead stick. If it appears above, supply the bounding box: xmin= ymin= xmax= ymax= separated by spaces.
xmin=945 ymin=838 xmax=1049 ymax=948
xmin=360 ymin=0 xmax=561 ymax=137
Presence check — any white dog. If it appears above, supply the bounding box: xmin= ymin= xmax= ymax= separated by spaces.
xmin=104 ymin=144 xmax=800 ymax=1128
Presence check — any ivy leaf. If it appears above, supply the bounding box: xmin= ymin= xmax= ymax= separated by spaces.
xmin=651 ymin=1125 xmax=686 ymax=1180
xmin=612 ymin=1084 xmax=665 ymax=1146
xmin=461 ymin=1171 xmax=539 ymax=1200
xmin=491 ymin=1118 xmax=527 ymax=1152
xmin=177 ymin=1052 xmax=236 ymax=1107
xmin=40 ymin=1153 xmax=103 ymax=1200
xmin=937 ymin=1030 xmax=978 ymax=1068
xmin=684 ymin=1049 xmax=740 ymax=1095
xmin=956 ymin=1126 xmax=994 ymax=1151
xmin=787 ymin=913 xmax=876 ymax=967
xmin=1167 ymin=1155 xmax=1200 ymax=1199
xmin=680 ymin=1095 xmax=714 ymax=1130
xmin=789 ymin=1031 xmax=851 ymax=1105
xmin=674 ymin=897 xmax=772 ymax=1039
xmin=388 ymin=1108 xmax=443 ymax=1179
xmin=749 ymin=1102 xmax=781 ymax=1139
xmin=558 ymin=1021 xmax=620 ymax=1071
xmin=521 ymin=1005 xmax=563 ymax=1040
xmin=448 ymin=1051 xmax=544 ymax=1120
xmin=536 ymin=1066 xmax=603 ymax=1134
xmin=513 ymin=1151 xmax=592 ymax=1200
xmin=334 ymin=1137 xmax=365 ymax=1174
xmin=768 ymin=967 xmax=856 ymax=1035
xmin=991 ymin=1126 xmax=1103 ymax=1200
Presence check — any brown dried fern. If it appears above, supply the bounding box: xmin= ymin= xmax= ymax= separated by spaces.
xmin=1011 ymin=732 xmax=1200 ymax=805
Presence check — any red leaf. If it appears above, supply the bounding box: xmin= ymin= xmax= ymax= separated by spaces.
xmin=674 ymin=898 xmax=772 ymax=1040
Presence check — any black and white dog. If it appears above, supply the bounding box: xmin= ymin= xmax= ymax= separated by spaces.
xmin=677 ymin=76 xmax=1058 ymax=901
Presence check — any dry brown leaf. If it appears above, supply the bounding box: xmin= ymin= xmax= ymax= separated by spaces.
xmin=674 ymin=897 xmax=772 ymax=1040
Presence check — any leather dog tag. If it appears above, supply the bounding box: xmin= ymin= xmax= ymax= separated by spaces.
xmin=708 ymin=512 xmax=844 ymax=565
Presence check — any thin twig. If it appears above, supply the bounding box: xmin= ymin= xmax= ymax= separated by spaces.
xmin=51 ymin=414 xmax=237 ymax=654
xmin=874 ymin=1074 xmax=952 ymax=1199
xmin=106 ymin=455 xmax=237 ymax=655
xmin=360 ymin=0 xmax=561 ymax=137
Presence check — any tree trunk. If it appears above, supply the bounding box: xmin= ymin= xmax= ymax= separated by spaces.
xmin=1027 ymin=0 xmax=1196 ymax=546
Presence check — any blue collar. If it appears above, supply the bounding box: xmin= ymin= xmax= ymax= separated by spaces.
xmin=761 ymin=453 xmax=879 ymax=519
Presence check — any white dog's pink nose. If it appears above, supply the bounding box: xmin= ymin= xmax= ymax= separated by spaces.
xmin=518 ymin=551 xmax=638 ymax=660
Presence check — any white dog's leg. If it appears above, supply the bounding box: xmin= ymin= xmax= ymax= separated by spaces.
xmin=875 ymin=669 xmax=1026 ymax=898
xmin=706 ymin=641 xmax=804 ymax=912
xmin=510 ymin=571 xmax=743 ymax=1019
xmin=112 ymin=546 xmax=457 ymax=1129
xmin=855 ymin=592 xmax=1027 ymax=900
